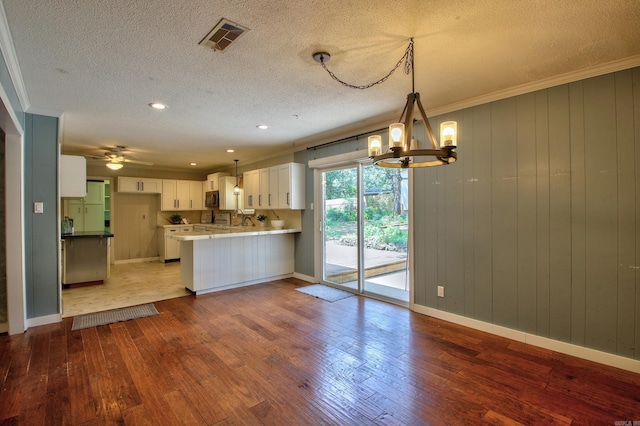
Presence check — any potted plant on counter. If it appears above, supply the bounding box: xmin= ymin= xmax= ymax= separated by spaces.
xmin=169 ymin=214 xmax=183 ymax=224
xmin=256 ymin=214 xmax=267 ymax=227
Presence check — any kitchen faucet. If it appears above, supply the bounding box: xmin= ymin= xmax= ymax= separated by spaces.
xmin=239 ymin=209 xmax=255 ymax=226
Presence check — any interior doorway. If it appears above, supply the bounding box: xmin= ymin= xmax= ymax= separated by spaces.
xmin=320 ymin=163 xmax=409 ymax=304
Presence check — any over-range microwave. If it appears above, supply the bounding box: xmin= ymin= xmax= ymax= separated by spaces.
xmin=205 ymin=191 xmax=219 ymax=209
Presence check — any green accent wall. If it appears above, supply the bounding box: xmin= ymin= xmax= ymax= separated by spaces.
xmin=413 ymin=67 xmax=640 ymax=360
xmin=24 ymin=113 xmax=59 ymax=318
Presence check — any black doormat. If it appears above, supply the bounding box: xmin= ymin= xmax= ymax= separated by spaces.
xmin=71 ymin=303 xmax=159 ymax=331
xmin=295 ymin=284 xmax=354 ymax=302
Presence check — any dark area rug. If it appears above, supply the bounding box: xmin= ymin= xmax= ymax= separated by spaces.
xmin=71 ymin=303 xmax=159 ymax=331
xmin=295 ymin=284 xmax=354 ymax=302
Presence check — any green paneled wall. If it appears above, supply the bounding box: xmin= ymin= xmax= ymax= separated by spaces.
xmin=413 ymin=67 xmax=640 ymax=360
xmin=24 ymin=113 xmax=59 ymax=318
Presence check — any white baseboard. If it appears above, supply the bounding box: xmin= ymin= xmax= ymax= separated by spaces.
xmin=292 ymin=272 xmax=316 ymax=283
xmin=114 ymin=257 xmax=160 ymax=264
xmin=413 ymin=304 xmax=640 ymax=374
xmin=26 ymin=313 xmax=61 ymax=328
xmin=195 ymin=274 xmax=294 ymax=296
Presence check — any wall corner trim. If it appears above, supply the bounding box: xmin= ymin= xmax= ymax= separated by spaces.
xmin=26 ymin=313 xmax=61 ymax=329
xmin=413 ymin=304 xmax=640 ymax=374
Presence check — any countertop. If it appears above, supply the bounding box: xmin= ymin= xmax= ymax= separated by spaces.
xmin=61 ymin=231 xmax=114 ymax=239
xmin=166 ymin=227 xmax=300 ymax=241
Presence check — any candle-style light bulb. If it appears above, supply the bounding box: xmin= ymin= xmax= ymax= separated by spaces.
xmin=368 ymin=135 xmax=382 ymax=157
xmin=389 ymin=123 xmax=405 ymax=149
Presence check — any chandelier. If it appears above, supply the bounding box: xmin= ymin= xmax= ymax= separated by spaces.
xmin=313 ymin=38 xmax=458 ymax=168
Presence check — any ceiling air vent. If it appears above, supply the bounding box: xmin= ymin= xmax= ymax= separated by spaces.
xmin=199 ymin=18 xmax=249 ymax=52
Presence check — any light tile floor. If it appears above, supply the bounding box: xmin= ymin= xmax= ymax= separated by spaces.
xmin=61 ymin=261 xmax=191 ymax=318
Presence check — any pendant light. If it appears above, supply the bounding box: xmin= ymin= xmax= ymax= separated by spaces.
xmin=233 ymin=159 xmax=240 ymax=194
xmin=313 ymin=38 xmax=458 ymax=168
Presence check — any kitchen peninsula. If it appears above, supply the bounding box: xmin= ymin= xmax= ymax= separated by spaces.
xmin=167 ymin=226 xmax=300 ymax=294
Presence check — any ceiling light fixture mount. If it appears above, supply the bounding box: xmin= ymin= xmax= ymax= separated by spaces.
xmin=313 ymin=38 xmax=458 ymax=168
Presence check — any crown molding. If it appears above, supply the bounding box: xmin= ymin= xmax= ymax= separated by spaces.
xmin=427 ymin=54 xmax=640 ymax=117
xmin=0 ymin=1 xmax=30 ymax=112
xmin=26 ymin=105 xmax=63 ymax=117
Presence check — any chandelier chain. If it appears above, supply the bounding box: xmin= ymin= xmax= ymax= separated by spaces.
xmin=319 ymin=39 xmax=414 ymax=90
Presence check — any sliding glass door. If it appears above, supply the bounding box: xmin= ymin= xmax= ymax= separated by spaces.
xmin=362 ymin=165 xmax=409 ymax=301
xmin=321 ymin=166 xmax=359 ymax=290
xmin=320 ymin=164 xmax=409 ymax=303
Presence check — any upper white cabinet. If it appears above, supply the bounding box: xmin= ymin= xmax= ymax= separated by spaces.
xmin=261 ymin=167 xmax=273 ymax=208
xmin=162 ymin=179 xmax=203 ymax=211
xmin=277 ymin=163 xmax=305 ymax=209
xmin=117 ymin=177 xmax=162 ymax=193
xmin=243 ymin=169 xmax=260 ymax=209
xmin=189 ymin=181 xmax=204 ymax=210
xmin=60 ymin=155 xmax=87 ymax=197
xmin=242 ymin=163 xmax=305 ymax=210
xmin=205 ymin=172 xmax=229 ymax=191
xmin=219 ymin=176 xmax=244 ymax=211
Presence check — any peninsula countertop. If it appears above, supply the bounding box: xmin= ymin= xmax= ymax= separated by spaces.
xmin=166 ymin=227 xmax=300 ymax=241
xmin=61 ymin=231 xmax=114 ymax=239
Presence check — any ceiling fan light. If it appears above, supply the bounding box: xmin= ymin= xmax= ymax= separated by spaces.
xmin=106 ymin=162 xmax=123 ymax=170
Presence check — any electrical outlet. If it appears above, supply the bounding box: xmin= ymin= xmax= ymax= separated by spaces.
xmin=437 ymin=286 xmax=445 ymax=297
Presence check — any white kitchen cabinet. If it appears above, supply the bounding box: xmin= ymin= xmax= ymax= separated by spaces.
xmin=117 ymin=177 xmax=162 ymax=193
xmin=243 ymin=169 xmax=259 ymax=209
xmin=189 ymin=181 xmax=203 ymax=210
xmin=158 ymin=226 xmax=192 ymax=261
xmin=242 ymin=163 xmax=305 ymax=210
xmin=260 ymin=167 xmax=273 ymax=208
xmin=205 ymin=172 xmax=229 ymax=191
xmin=276 ymin=163 xmax=305 ymax=209
xmin=60 ymin=155 xmax=87 ymax=198
xmin=162 ymin=180 xmax=202 ymax=211
xmin=162 ymin=180 xmax=178 ymax=210
xmin=219 ymin=176 xmax=244 ymax=211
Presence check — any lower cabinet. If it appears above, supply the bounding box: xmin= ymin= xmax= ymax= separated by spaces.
xmin=180 ymin=233 xmax=294 ymax=294
xmin=159 ymin=226 xmax=192 ymax=262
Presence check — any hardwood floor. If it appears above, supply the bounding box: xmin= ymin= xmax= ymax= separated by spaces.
xmin=3 ymin=278 xmax=640 ymax=425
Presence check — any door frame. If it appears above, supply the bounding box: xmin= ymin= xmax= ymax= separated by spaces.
xmin=0 ymin=93 xmax=26 ymax=334
xmin=310 ymin=150 xmax=415 ymax=307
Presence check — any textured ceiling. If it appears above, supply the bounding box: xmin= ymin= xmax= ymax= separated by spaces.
xmin=3 ymin=0 xmax=640 ymax=172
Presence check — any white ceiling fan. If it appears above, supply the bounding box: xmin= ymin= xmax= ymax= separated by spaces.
xmin=86 ymin=146 xmax=154 ymax=170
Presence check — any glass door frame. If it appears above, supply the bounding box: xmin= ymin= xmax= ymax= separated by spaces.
xmin=313 ymin=159 xmax=413 ymax=307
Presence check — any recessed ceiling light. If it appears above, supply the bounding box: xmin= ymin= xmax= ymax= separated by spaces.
xmin=149 ymin=102 xmax=167 ymax=110
xmin=227 ymin=149 xmax=235 ymax=153
xmin=190 ymin=162 xmax=197 ymax=166
xmin=256 ymin=124 xmax=269 ymax=130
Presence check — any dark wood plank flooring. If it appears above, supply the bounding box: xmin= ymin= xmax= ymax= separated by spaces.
xmin=1 ymin=278 xmax=639 ymax=425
